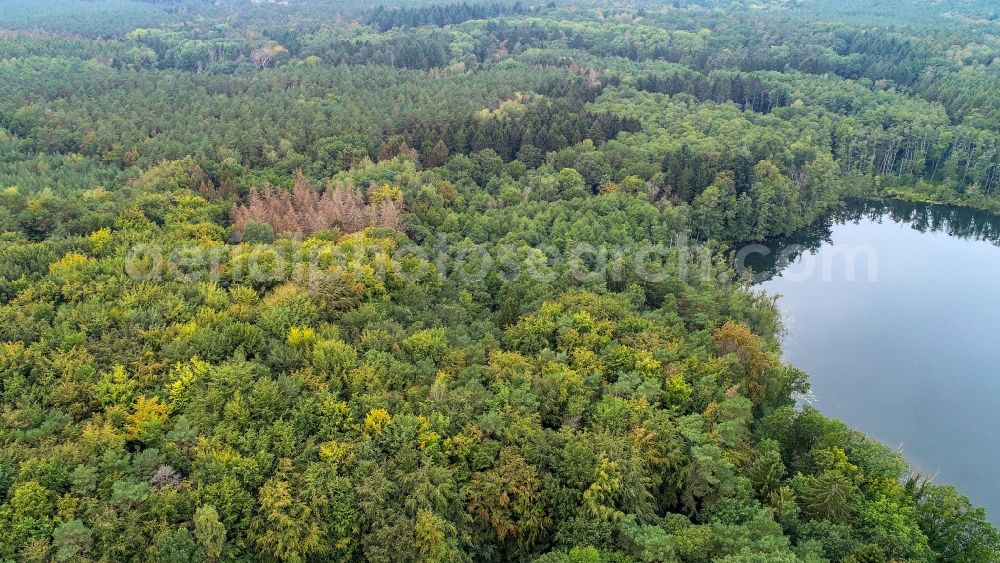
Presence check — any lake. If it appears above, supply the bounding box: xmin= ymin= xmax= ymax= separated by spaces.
xmin=749 ymin=200 xmax=1000 ymax=523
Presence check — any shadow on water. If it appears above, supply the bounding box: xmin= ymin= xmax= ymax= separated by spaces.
xmin=744 ymin=199 xmax=1000 ymax=283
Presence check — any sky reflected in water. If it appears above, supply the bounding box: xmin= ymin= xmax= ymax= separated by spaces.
xmin=755 ymin=201 xmax=1000 ymax=523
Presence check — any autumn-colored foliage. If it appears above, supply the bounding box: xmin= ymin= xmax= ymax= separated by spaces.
xmin=230 ymin=172 xmax=402 ymax=239
xmin=713 ymin=321 xmax=773 ymax=407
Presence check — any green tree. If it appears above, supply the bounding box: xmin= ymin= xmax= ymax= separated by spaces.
xmin=750 ymin=160 xmax=799 ymax=239
xmin=194 ymin=506 xmax=226 ymax=563
xmin=796 ymin=470 xmax=859 ymax=524
xmin=748 ymin=443 xmax=786 ymax=500
xmin=242 ymin=221 xmax=275 ymax=244
xmin=52 ymin=520 xmax=93 ymax=562
xmin=915 ymin=484 xmax=1000 ymax=562
xmin=842 ymin=544 xmax=888 ymax=563
xmin=157 ymin=527 xmax=198 ymax=563
xmin=251 ymin=462 xmax=328 ymax=562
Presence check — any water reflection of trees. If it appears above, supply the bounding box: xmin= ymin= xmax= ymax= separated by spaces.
xmin=741 ymin=221 xmax=834 ymax=283
xmin=839 ymin=200 xmax=1000 ymax=244
xmin=746 ymin=199 xmax=1000 ymax=283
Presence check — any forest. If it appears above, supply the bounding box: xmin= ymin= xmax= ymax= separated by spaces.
xmin=0 ymin=0 xmax=999 ymax=561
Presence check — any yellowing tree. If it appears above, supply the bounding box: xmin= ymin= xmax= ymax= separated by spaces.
xmin=713 ymin=321 xmax=773 ymax=408
xmin=127 ymin=395 xmax=170 ymax=445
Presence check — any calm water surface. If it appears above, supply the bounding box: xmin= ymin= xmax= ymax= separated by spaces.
xmin=751 ymin=200 xmax=1000 ymax=522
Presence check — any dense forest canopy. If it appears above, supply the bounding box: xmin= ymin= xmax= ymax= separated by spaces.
xmin=0 ymin=0 xmax=998 ymax=561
